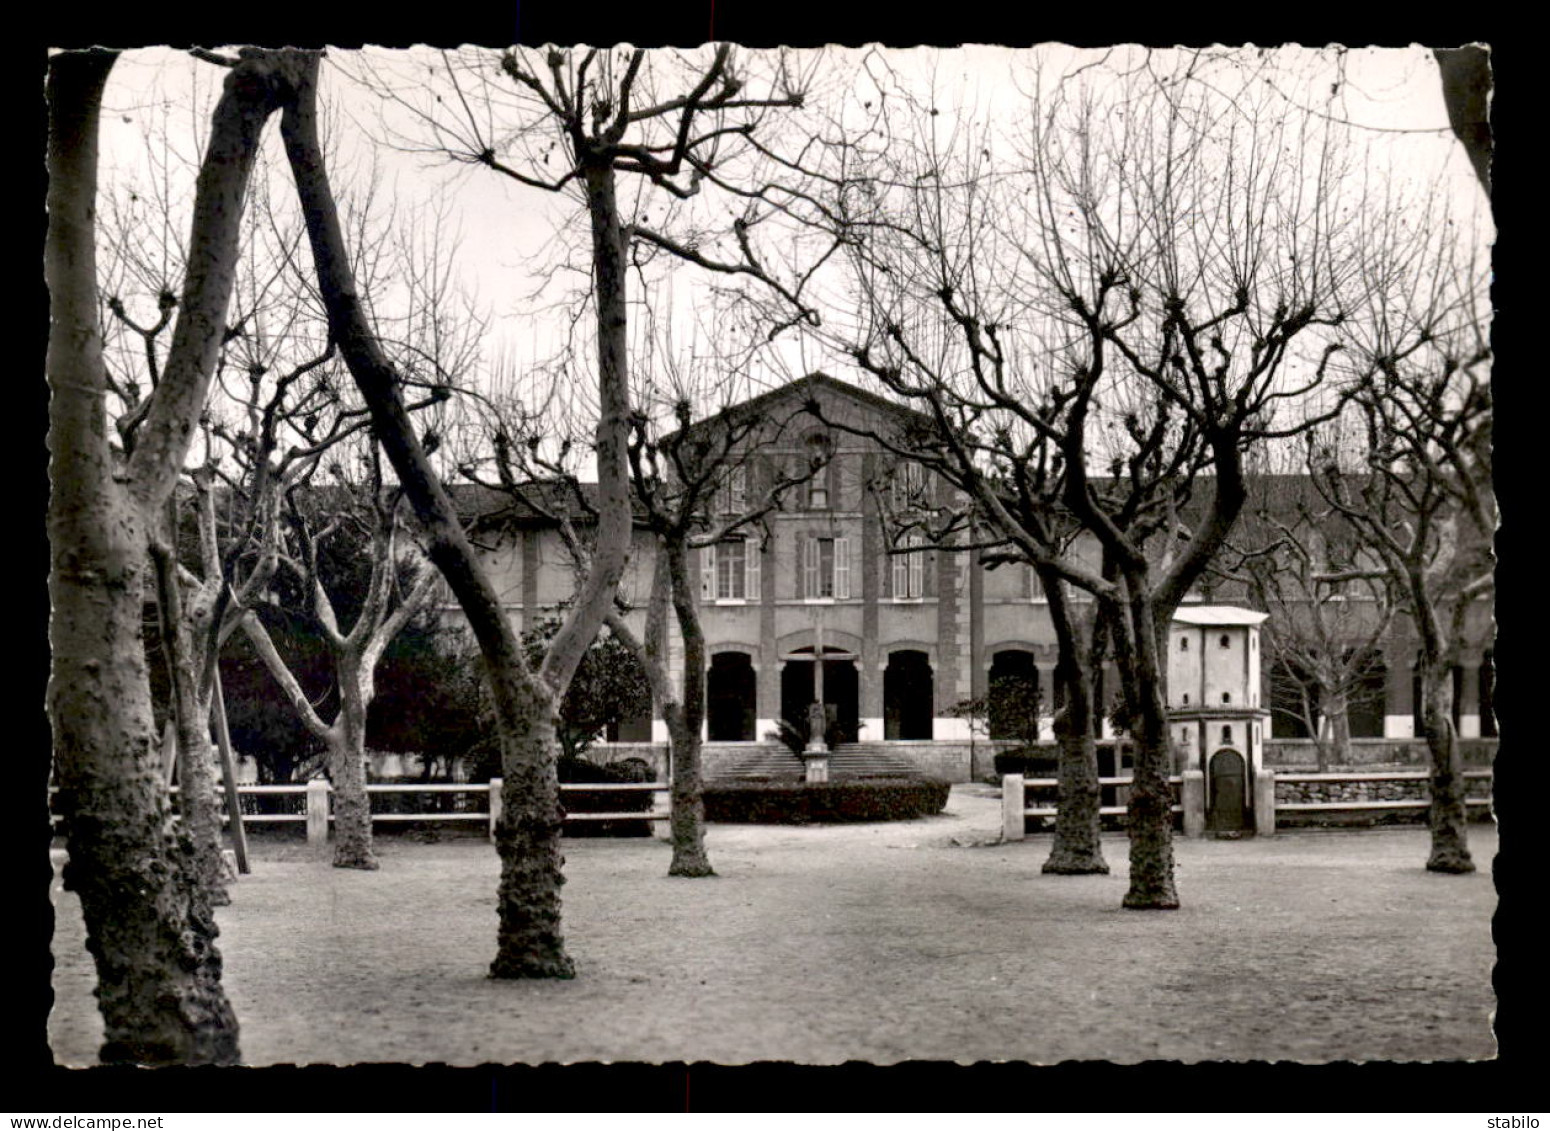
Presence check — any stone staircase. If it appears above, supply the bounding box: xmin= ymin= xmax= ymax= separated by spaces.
xmin=710 ymin=743 xmax=805 ymax=782
xmin=708 ymin=741 xmax=927 ymax=782
xmin=828 ymin=743 xmax=928 ymax=779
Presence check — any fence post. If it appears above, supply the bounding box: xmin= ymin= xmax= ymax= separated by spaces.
xmin=488 ymin=777 xmax=503 ymax=842
xmin=1181 ymin=769 xmax=1205 ymax=838
xmin=651 ymin=787 xmax=672 ymax=841
xmin=1254 ymin=770 xmax=1277 ymax=836
xmin=1001 ymin=774 xmax=1025 ymax=842
xmin=306 ymin=779 xmax=329 ymax=845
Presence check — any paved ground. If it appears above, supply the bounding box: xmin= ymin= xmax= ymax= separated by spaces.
xmin=49 ymin=785 xmax=1498 ymax=1066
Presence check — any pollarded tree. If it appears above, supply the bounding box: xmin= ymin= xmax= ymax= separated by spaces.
xmin=610 ymin=345 xmax=826 ymax=878
xmin=1216 ymin=471 xmax=1399 ymax=770
xmin=46 ymin=47 xmax=299 ymax=1065
xmin=239 ymin=458 xmax=439 ymax=869
xmin=99 ymin=104 xmax=465 ymax=889
xmin=281 ymin=46 xmax=819 ymax=975
xmin=457 ymin=335 xmax=824 ymax=878
xmin=797 ymin=48 xmax=1366 ymax=907
xmin=1311 ymin=206 xmax=1492 ymax=873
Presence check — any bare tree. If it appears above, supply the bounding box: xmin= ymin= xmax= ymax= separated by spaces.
xmin=612 ymin=340 xmax=824 ymax=877
xmin=241 ymin=467 xmax=437 ymax=868
xmin=1311 ymin=211 xmax=1492 ymax=873
xmin=279 ymin=45 xmax=819 ymax=972
xmin=1216 ymin=472 xmax=1399 ymax=770
xmin=46 ymin=47 xmax=297 ymax=1065
xmin=791 ymin=49 xmax=1364 ymax=907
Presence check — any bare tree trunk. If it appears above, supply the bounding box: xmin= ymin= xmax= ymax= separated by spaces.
xmin=1421 ymin=660 xmax=1474 ymax=873
xmin=46 ymin=49 xmax=240 ymax=1066
xmin=1118 ymin=598 xmax=1179 ymax=909
xmin=665 ymin=709 xmax=714 ymax=876
xmin=150 ymin=541 xmax=230 ymax=902
xmin=1320 ymin=685 xmax=1352 ymax=769
xmin=1041 ymin=573 xmax=1106 ymax=875
xmin=279 ymin=55 xmax=579 ymax=977
xmin=488 ymin=673 xmax=572 ymax=977
xmin=329 ymin=692 xmax=378 ymax=870
xmin=666 ymin=543 xmax=714 ymax=876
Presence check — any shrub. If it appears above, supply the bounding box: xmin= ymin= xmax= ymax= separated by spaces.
xmin=992 ymin=741 xmax=1134 ymax=781
xmin=993 ymin=748 xmax=1059 ymax=779
xmin=704 ymin=777 xmax=950 ymax=824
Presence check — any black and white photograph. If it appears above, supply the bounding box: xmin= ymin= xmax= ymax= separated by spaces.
xmin=37 ymin=34 xmax=1505 ymax=1094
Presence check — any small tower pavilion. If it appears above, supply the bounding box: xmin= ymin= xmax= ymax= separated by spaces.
xmin=1167 ymin=606 xmax=1272 ymax=833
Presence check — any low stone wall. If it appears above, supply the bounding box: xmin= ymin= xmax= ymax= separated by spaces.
xmin=1275 ymin=776 xmax=1493 ymax=806
xmin=878 ymin=742 xmax=975 ymax=783
xmin=1265 ymin=738 xmax=1497 ymax=769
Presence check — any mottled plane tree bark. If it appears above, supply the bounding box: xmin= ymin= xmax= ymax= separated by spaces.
xmin=46 ymin=47 xmax=297 ymax=1065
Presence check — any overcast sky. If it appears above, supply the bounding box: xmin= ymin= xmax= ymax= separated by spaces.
xmin=88 ymin=44 xmax=1490 ymax=445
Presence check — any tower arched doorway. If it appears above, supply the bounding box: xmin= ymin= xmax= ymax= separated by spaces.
xmin=1207 ymin=748 xmax=1248 ymax=832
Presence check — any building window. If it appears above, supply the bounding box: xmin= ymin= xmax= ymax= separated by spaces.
xmin=1179 ymin=636 xmax=1189 ymax=652
xmin=891 ymin=535 xmax=925 ymax=599
xmin=718 ymin=466 xmax=747 ymax=515
xmin=807 ymin=462 xmax=830 ymax=509
xmin=1222 ymin=692 xmax=1231 ymax=704
xmin=804 ymin=432 xmax=833 ymax=510
xmin=1182 ymin=693 xmax=1190 ymax=705
xmin=1022 ymin=564 xmax=1043 ymax=601
xmin=701 ymin=538 xmax=759 ymax=602
xmin=1219 ymin=633 xmax=1231 ymax=649
xmin=1221 ymin=725 xmax=1233 ymax=744
xmin=804 ymin=536 xmax=850 ymax=600
xmin=892 ymin=461 xmax=926 ymax=512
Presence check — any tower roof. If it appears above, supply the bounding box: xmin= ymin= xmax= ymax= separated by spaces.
xmin=1170 ymin=606 xmax=1270 ymax=627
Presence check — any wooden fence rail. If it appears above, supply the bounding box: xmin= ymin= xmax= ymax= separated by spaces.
xmin=1002 ymin=768 xmax=1493 ymax=840
xmin=50 ymin=779 xmax=673 ymax=843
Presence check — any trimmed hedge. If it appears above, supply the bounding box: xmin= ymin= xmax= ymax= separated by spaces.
xmin=560 ymin=756 xmax=655 ymax=837
xmin=993 ymin=742 xmax=1134 ymax=780
xmin=703 ymin=777 xmax=950 ymax=824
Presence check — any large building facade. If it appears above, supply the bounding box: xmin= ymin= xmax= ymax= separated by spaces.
xmin=465 ymin=374 xmax=1496 ymax=754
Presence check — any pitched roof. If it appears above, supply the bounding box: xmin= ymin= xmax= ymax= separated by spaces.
xmin=1171 ymin=606 xmax=1270 ymax=627
xmin=672 ymin=371 xmax=934 ymax=443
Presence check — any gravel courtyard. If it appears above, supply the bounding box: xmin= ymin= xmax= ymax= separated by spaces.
xmin=49 ymin=785 xmax=1498 ymax=1066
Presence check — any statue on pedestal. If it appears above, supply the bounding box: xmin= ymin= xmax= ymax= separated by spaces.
xmin=806 ymin=700 xmax=828 ymax=752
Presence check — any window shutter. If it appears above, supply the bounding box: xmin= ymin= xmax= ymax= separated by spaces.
xmin=803 ymin=537 xmax=818 ymax=599
xmin=835 ymin=537 xmax=851 ymax=599
xmin=909 ymin=545 xmax=923 ymax=598
xmin=892 ymin=547 xmax=907 ymax=598
xmin=745 ymin=538 xmax=760 ymax=601
xmin=701 ymin=545 xmax=716 ymax=600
